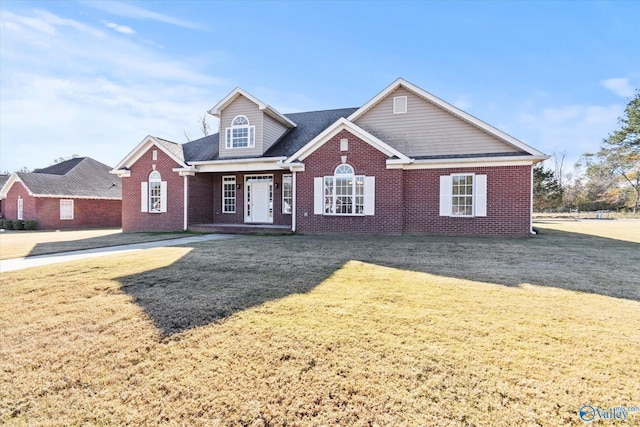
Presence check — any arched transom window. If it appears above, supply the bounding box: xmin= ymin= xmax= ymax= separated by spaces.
xmin=226 ymin=115 xmax=255 ymax=149
xmin=149 ymin=171 xmax=163 ymax=212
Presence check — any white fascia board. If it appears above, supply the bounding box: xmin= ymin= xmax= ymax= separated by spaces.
xmin=110 ymin=169 xmax=131 ymax=178
xmin=348 ymin=78 xmax=547 ymax=157
xmin=32 ymin=195 xmax=122 ymax=200
xmin=285 ymin=118 xmax=410 ymax=163
xmin=189 ymin=157 xmax=288 ymax=173
xmin=208 ymin=87 xmax=296 ymax=128
xmin=172 ymin=166 xmax=197 ymax=176
xmin=395 ymin=155 xmax=549 ymax=170
xmin=0 ymin=174 xmax=29 ymax=198
xmin=113 ymin=135 xmax=187 ymax=171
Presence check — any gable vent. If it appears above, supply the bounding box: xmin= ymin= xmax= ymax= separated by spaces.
xmin=393 ymin=96 xmax=407 ymax=114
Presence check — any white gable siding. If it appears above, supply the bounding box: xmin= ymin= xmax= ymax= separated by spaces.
xmin=219 ymin=95 xmax=263 ymax=158
xmin=354 ymin=87 xmax=521 ymax=157
xmin=263 ymin=114 xmax=288 ymax=153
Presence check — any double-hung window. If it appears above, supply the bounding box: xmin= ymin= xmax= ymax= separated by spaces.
xmin=60 ymin=199 xmax=74 ymax=220
xmin=17 ymin=198 xmax=23 ymax=220
xmin=282 ymin=175 xmax=292 ymax=214
xmin=439 ymin=173 xmax=487 ymax=217
xmin=222 ymin=176 xmax=236 ymax=213
xmin=225 ymin=115 xmax=255 ymax=149
xmin=141 ymin=171 xmax=167 ymax=213
xmin=314 ymin=164 xmax=375 ymax=216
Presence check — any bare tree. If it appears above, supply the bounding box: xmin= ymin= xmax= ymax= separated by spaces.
xmin=199 ymin=114 xmax=210 ymax=137
xmin=551 ymin=150 xmax=567 ymax=188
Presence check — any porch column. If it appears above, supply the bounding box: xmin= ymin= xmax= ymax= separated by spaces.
xmin=291 ymin=170 xmax=297 ymax=233
xmin=183 ymin=175 xmax=188 ymax=231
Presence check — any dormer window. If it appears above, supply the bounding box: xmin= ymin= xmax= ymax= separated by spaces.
xmin=226 ymin=115 xmax=255 ymax=149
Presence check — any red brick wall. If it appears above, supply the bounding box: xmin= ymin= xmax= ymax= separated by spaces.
xmin=402 ymin=165 xmax=532 ymax=235
xmin=34 ymin=198 xmax=121 ymax=229
xmin=188 ymin=173 xmax=214 ymax=225
xmin=296 ymin=129 xmax=404 ymax=234
xmin=122 ymin=147 xmax=184 ymax=232
xmin=2 ymin=181 xmax=35 ymax=221
xmin=294 ymin=129 xmax=532 ymax=235
xmin=2 ymin=180 xmax=121 ymax=229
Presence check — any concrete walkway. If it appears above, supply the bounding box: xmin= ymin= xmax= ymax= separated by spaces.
xmin=0 ymin=234 xmax=235 ymax=273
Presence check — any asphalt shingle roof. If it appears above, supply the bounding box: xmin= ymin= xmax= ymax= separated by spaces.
xmin=179 ymin=108 xmax=358 ymax=163
xmin=17 ymin=157 xmax=121 ymax=199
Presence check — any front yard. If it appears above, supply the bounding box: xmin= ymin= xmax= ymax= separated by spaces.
xmin=1 ymin=221 xmax=639 ymax=425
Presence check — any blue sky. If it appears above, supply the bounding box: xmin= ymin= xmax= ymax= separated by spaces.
xmin=1 ymin=0 xmax=638 ymax=174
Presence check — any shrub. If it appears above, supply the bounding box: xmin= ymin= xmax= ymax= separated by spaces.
xmin=12 ymin=220 xmax=24 ymax=230
xmin=2 ymin=219 xmax=14 ymax=230
xmin=25 ymin=220 xmax=38 ymax=230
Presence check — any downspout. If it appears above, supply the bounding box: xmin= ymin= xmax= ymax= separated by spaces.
xmin=183 ymin=175 xmax=188 ymax=231
xmin=291 ymin=169 xmax=297 ymax=233
xmin=530 ymin=166 xmax=536 ymax=235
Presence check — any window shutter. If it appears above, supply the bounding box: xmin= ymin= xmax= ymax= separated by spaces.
xmin=439 ymin=175 xmax=452 ymax=216
xmin=249 ymin=127 xmax=255 ymax=147
xmin=475 ymin=174 xmax=487 ymax=217
xmin=226 ymin=128 xmax=231 ymax=148
xmin=364 ymin=176 xmax=375 ymax=215
xmin=141 ymin=182 xmax=148 ymax=212
xmin=314 ymin=177 xmax=323 ymax=215
xmin=160 ymin=181 xmax=168 ymax=213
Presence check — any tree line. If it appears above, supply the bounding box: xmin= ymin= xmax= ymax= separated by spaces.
xmin=535 ymin=90 xmax=639 ymax=214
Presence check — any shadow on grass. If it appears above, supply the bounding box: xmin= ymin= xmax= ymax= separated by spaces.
xmin=117 ymin=229 xmax=639 ymax=336
xmin=26 ymin=232 xmax=191 ymax=258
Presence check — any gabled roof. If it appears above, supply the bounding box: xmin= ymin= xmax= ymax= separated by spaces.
xmin=284 ymin=117 xmax=411 ymax=163
xmin=1 ymin=157 xmax=121 ymax=199
xmin=348 ymin=78 xmax=547 ymax=157
xmin=208 ymin=87 xmax=297 ymax=129
xmin=112 ymin=135 xmax=189 ymax=172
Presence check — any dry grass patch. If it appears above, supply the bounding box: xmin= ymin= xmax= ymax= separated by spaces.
xmin=534 ymin=219 xmax=640 ymax=243
xmin=0 ymin=229 xmax=190 ymax=260
xmin=1 ymin=225 xmax=639 ymax=426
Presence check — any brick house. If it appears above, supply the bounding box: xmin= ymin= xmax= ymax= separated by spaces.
xmin=112 ymin=78 xmax=548 ymax=235
xmin=0 ymin=157 xmax=122 ymax=229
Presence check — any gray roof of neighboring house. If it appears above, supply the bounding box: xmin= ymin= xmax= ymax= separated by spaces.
xmin=17 ymin=157 xmax=121 ymax=199
xmin=0 ymin=175 xmax=9 ymax=188
xmin=179 ymin=107 xmax=358 ymax=162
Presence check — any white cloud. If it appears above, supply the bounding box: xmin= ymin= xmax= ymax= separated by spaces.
xmin=102 ymin=21 xmax=136 ymax=35
xmin=81 ymin=1 xmax=203 ymax=30
xmin=516 ymin=102 xmax=622 ymax=169
xmin=601 ymin=77 xmax=635 ymax=97
xmin=452 ymin=95 xmax=472 ymax=111
xmin=0 ymin=8 xmax=225 ymax=173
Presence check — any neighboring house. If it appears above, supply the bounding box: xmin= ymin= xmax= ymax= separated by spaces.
xmin=0 ymin=174 xmax=8 ymax=218
xmin=112 ymin=78 xmax=548 ymax=235
xmin=0 ymin=157 xmax=122 ymax=229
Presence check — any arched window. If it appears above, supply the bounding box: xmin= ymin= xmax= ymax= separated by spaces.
xmin=226 ymin=115 xmax=255 ymax=149
xmin=149 ymin=171 xmax=162 ymax=212
xmin=323 ymin=164 xmax=365 ymax=215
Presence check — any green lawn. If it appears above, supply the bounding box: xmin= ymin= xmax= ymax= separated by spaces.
xmin=1 ymin=222 xmax=638 ymax=425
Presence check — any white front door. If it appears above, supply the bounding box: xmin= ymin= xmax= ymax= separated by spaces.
xmin=246 ymin=180 xmax=273 ymax=223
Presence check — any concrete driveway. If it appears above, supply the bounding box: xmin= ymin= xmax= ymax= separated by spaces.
xmin=0 ymin=234 xmax=234 ymax=273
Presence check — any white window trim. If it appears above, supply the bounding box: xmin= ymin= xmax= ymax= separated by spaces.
xmin=60 ymin=199 xmax=74 ymax=220
xmin=451 ymin=173 xmax=475 ymax=217
xmin=222 ymin=176 xmax=236 ymax=213
xmin=318 ymin=164 xmax=370 ymax=216
xmin=393 ymin=96 xmax=407 ymax=114
xmin=225 ymin=115 xmax=256 ymax=149
xmin=17 ymin=197 xmax=23 ymax=220
xmin=282 ymin=174 xmax=292 ymax=214
xmin=439 ymin=173 xmax=487 ymax=218
xmin=142 ymin=171 xmax=167 ymax=213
